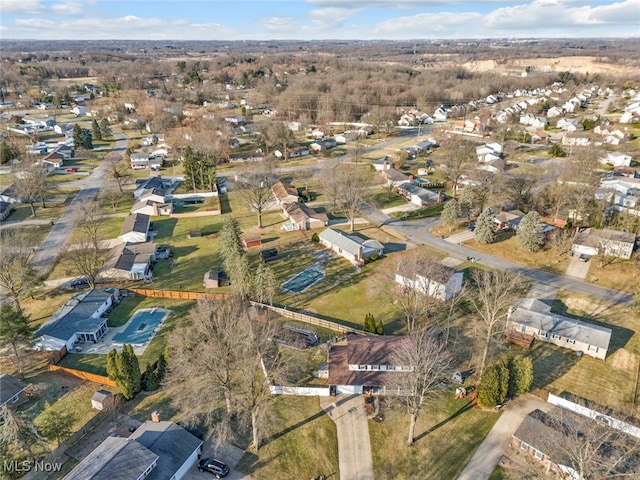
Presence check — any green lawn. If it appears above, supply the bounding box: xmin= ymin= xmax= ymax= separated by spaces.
xmin=367 ymin=189 xmax=408 ymax=209
xmin=390 ymin=203 xmax=444 ymax=220
xmin=369 ymin=393 xmax=500 ymax=480
xmin=236 ymin=396 xmax=338 ymax=480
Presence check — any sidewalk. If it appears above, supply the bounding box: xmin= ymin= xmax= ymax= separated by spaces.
xmin=320 ymin=395 xmax=374 ymax=480
xmin=457 ymin=395 xmax=551 ymax=480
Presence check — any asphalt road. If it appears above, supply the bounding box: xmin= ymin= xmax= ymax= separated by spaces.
xmin=30 ymin=130 xmax=128 ymax=276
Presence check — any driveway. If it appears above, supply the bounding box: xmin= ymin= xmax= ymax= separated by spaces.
xmin=444 ymin=230 xmax=474 ymax=244
xmin=184 ymin=443 xmax=255 ymax=480
xmin=457 ymin=395 xmax=552 ymax=480
xmin=565 ymin=254 xmax=591 ymax=279
xmin=320 ymin=394 xmax=374 ymax=480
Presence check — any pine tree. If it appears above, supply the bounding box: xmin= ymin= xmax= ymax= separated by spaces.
xmin=156 ymin=349 xmax=167 ymax=381
xmin=476 ymin=362 xmax=509 ymax=408
xmin=376 ymin=320 xmax=384 ymax=335
xmin=92 ymin=119 xmax=102 ymax=141
xmin=364 ymin=313 xmax=375 ymax=333
xmin=220 ymin=217 xmax=244 ymax=274
xmin=440 ymin=199 xmax=461 ymax=231
xmin=507 ymin=356 xmax=534 ymax=396
xmin=517 ymin=211 xmax=545 ymax=252
xmin=474 ymin=208 xmax=497 ymax=244
xmin=254 ymin=263 xmax=277 ymax=305
xmin=106 ymin=349 xmax=118 ymax=381
xmin=99 ymin=118 xmax=111 ymax=139
xmin=0 ymin=305 xmax=34 ymax=378
xmin=73 ymin=124 xmax=82 ymax=149
xmin=142 ymin=363 xmax=159 ymax=391
xmin=109 ymin=345 xmax=141 ymax=400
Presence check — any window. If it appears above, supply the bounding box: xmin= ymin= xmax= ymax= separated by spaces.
xmin=520 ymin=441 xmax=530 ymax=452
xmin=534 ymin=449 xmax=544 ymax=460
xmin=516 ymin=324 xmax=526 ymax=333
xmin=566 ymin=338 xmax=576 ymax=344
xmin=588 ymin=345 xmax=599 ymax=353
xmin=538 ymin=330 xmax=548 ymax=338
xmin=552 ymin=334 xmax=561 ymax=340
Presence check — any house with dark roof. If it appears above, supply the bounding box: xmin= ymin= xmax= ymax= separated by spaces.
xmin=63 ymin=435 xmax=159 ymax=480
xmin=35 ymin=289 xmax=118 ymax=352
xmin=395 ymin=263 xmax=463 ymax=301
xmin=493 ymin=209 xmax=525 ymax=230
xmin=100 ymin=243 xmax=156 ymax=282
xmin=318 ymin=228 xmax=384 ymax=265
xmin=281 ymin=202 xmax=329 ymax=231
xmin=328 ymin=335 xmax=410 ymax=395
xmin=0 ymin=201 xmax=14 ymax=221
xmin=119 ymin=213 xmax=151 ymax=244
xmin=129 ymin=420 xmax=203 ymax=480
xmin=133 ymin=177 xmax=176 ymax=199
xmin=507 ymin=298 xmax=612 ymax=359
xmin=0 ymin=374 xmax=27 ymax=409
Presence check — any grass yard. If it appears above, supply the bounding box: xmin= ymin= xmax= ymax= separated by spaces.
xmin=367 ymin=189 xmax=408 ymax=210
xmin=236 ymin=396 xmax=338 ymax=480
xmin=584 ymin=257 xmax=639 ymax=293
xmin=520 ymin=291 xmax=640 ymax=411
xmin=390 ymin=203 xmax=444 ymax=220
xmin=369 ymin=393 xmax=500 ymax=480
xmin=460 ymin=234 xmax=570 ymax=275
xmin=21 ymin=290 xmax=77 ymax=328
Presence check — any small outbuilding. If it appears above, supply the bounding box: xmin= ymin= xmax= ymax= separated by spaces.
xmin=203 ymin=269 xmax=229 ymax=289
xmin=242 ymin=235 xmax=262 ymax=248
xmin=260 ymin=248 xmax=278 ymax=263
xmin=91 ymin=389 xmax=115 ymax=411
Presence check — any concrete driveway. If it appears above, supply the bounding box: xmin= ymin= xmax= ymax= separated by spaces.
xmin=565 ymin=254 xmax=591 ymax=279
xmin=184 ymin=443 xmax=256 ymax=480
xmin=444 ymin=230 xmax=475 ymax=244
xmin=457 ymin=395 xmax=552 ymax=480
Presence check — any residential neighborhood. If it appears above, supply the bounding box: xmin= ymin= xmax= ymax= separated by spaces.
xmin=0 ymin=29 xmax=639 ymax=480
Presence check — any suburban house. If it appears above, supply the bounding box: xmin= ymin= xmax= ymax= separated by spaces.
xmin=63 ymin=420 xmax=202 ymax=480
xmin=562 ymin=133 xmax=591 ymax=147
xmin=100 ymin=243 xmax=157 ymax=282
xmin=396 ymin=182 xmax=443 ymax=206
xmin=119 ymin=213 xmax=151 ymax=244
xmin=309 ymin=138 xmax=337 ymax=152
xmin=599 ymin=152 xmax=632 ymax=168
xmin=493 ymin=210 xmax=525 ymax=230
xmin=0 ymin=374 xmax=27 ymax=410
xmin=40 ymin=151 xmax=65 ymax=170
xmin=477 ymin=157 xmax=506 ymax=174
xmin=511 ymin=407 xmax=640 ymax=478
xmin=0 ymin=201 xmax=14 ymax=221
xmin=134 ymin=177 xmax=176 ymax=199
xmin=272 ymin=181 xmax=299 ymax=205
xmin=380 ymin=168 xmax=410 ymax=187
xmin=35 ymin=289 xmax=119 ymax=352
xmin=131 ymin=197 xmax=173 ymax=217
xmin=599 ymin=176 xmax=640 ymax=217
xmin=572 ymin=228 xmax=636 ymax=260
xmin=506 ymin=298 xmax=612 ymax=359
xmin=281 ymin=202 xmax=329 ymax=231
xmin=130 ymin=152 xmax=164 ymax=170
xmin=395 ymin=263 xmax=463 ymax=301
xmin=371 ymin=156 xmax=392 ymax=171
xmin=318 ymin=228 xmax=384 ymax=265
xmin=328 ymin=335 xmax=410 ymax=395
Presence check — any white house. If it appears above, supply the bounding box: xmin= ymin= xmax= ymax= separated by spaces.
xmin=318 ymin=228 xmax=384 ymax=265
xmin=396 ymin=182 xmax=442 ymax=206
xmin=572 ymin=228 xmax=636 ymax=260
xmin=395 ymin=263 xmax=463 ymax=301
xmin=119 ymin=213 xmax=151 ymax=244
xmin=507 ymin=298 xmax=612 ymax=360
xmin=599 ymin=152 xmax=632 ymax=168
xmin=71 ymin=106 xmax=87 ymax=117
xmin=99 ymin=243 xmax=156 ymax=282
xmin=35 ymin=289 xmax=118 ymax=352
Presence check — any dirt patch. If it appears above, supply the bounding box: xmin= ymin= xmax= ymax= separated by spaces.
xmin=462 ymin=56 xmax=640 ymax=76
xmin=65 ymin=413 xmax=142 ymax=461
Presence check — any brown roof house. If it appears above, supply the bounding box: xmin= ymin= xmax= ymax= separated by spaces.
xmin=507 ymin=298 xmax=612 ymax=360
xmin=328 ymin=335 xmax=409 ymax=395
xmin=281 ymin=202 xmax=329 ymax=231
xmin=271 ymin=181 xmax=299 ymax=205
xmin=572 ymin=228 xmax=636 ymax=259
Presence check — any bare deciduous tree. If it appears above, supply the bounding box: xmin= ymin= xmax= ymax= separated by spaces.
xmin=64 ymin=206 xmax=108 ymax=288
xmin=333 ymin=164 xmax=373 ymax=232
xmin=0 ymin=229 xmax=38 ymax=312
xmin=167 ymin=298 xmax=289 ymax=451
xmin=13 ymin=163 xmax=51 ymax=216
xmin=236 ymin=168 xmax=274 ymax=229
xmin=390 ymin=330 xmax=453 ymax=445
xmin=469 ymin=269 xmax=526 ymax=376
xmin=439 ymin=139 xmax=475 ymax=198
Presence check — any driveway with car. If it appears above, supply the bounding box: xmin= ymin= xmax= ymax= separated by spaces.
xmin=565 ymin=253 xmax=591 ymax=279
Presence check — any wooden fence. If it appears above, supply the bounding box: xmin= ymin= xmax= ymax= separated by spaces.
xmin=48 ymin=364 xmax=116 ymax=387
xmin=126 ymin=288 xmax=363 ymax=335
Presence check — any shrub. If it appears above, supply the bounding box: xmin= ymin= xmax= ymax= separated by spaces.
xmin=507 ymin=355 xmax=534 ymax=396
xmin=477 ymin=362 xmax=509 ymax=408
xmin=311 ymin=232 xmax=320 ymax=243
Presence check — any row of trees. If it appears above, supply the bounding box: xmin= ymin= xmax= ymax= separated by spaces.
xmin=476 ymin=356 xmax=533 ymax=408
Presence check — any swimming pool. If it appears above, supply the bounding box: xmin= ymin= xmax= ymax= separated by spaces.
xmin=282 ymin=266 xmax=325 ymax=293
xmin=112 ymin=308 xmax=170 ymax=347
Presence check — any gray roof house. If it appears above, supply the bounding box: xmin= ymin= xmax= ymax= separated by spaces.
xmin=507 ymin=298 xmax=612 ymax=360
xmin=396 ymin=182 xmax=442 ymax=206
xmin=35 ymin=289 xmax=118 ymax=352
xmin=100 ymin=243 xmax=156 ymax=282
xmin=0 ymin=374 xmax=27 ymax=409
xmin=572 ymin=228 xmax=636 ymax=260
xmin=119 ymin=213 xmax=151 ymax=244
xmin=318 ymin=228 xmax=384 ymax=265
xmin=63 ymin=436 xmax=159 ymax=480
xmin=129 ymin=420 xmax=203 ymax=480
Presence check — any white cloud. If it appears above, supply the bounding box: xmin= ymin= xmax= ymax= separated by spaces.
xmin=309 ymin=0 xmax=523 ymax=8
xmin=51 ymin=1 xmax=85 ymax=16
xmin=309 ymin=7 xmax=363 ymax=29
xmin=371 ymin=11 xmax=484 ymax=38
xmin=0 ymin=0 xmax=44 ymax=14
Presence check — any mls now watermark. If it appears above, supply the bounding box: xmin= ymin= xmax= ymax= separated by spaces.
xmin=3 ymin=460 xmax=63 ymax=473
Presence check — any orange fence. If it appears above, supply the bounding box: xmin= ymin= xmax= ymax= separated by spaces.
xmin=48 ymin=364 xmax=116 ymax=387
xmin=126 ymin=288 xmax=228 ymax=301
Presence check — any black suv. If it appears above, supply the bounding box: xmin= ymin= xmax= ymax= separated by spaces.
xmin=198 ymin=458 xmax=229 ymax=478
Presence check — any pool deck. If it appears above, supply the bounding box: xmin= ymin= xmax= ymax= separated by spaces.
xmin=70 ymin=308 xmax=171 ymax=356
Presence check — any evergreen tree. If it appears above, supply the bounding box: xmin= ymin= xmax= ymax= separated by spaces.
xmin=142 ymin=363 xmax=159 ymax=391
xmin=477 ymin=361 xmax=509 ymax=408
xmin=220 ymin=217 xmax=244 ymax=274
xmin=507 ymin=355 xmax=534 ymax=396
xmin=73 ymin=124 xmax=82 ymax=149
xmin=364 ymin=313 xmax=375 ymax=333
xmin=474 ymin=208 xmax=497 ymax=244
xmin=0 ymin=305 xmax=34 ymax=378
xmin=440 ymin=199 xmax=461 ymax=231
xmin=99 ymin=118 xmax=112 ymax=139
xmin=108 ymin=345 xmax=141 ymax=400
xmin=80 ymin=129 xmax=93 ymax=149
xmin=156 ymin=349 xmax=168 ymax=381
xmin=106 ymin=348 xmax=118 ymax=381
xmin=376 ymin=320 xmax=384 ymax=335
xmin=91 ymin=119 xmax=102 ymax=141
xmin=517 ymin=211 xmax=546 ymax=252
xmin=0 ymin=140 xmax=19 ymax=165
xmin=254 ymin=263 xmax=277 ymax=305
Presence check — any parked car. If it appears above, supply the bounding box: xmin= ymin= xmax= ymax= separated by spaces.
xmin=467 ymin=225 xmax=475 ymax=232
xmin=578 ymin=254 xmax=590 ymax=262
xmin=198 ymin=458 xmax=229 ymax=478
xmin=70 ymin=277 xmax=89 ymax=289
xmin=65 ymin=168 xmax=77 ymax=173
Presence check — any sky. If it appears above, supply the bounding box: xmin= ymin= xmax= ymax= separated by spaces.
xmin=0 ymin=0 xmax=639 ymax=41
